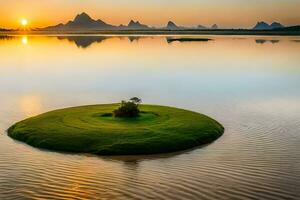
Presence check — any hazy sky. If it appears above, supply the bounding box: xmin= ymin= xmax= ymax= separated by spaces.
xmin=1 ymin=0 xmax=300 ymax=29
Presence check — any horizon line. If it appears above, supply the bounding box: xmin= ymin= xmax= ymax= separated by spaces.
xmin=1 ymin=12 xmax=298 ymax=30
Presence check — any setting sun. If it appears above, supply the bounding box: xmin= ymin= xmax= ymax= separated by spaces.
xmin=21 ymin=19 xmax=28 ymax=26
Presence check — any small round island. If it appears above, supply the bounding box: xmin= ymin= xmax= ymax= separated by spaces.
xmin=8 ymin=100 xmax=224 ymax=155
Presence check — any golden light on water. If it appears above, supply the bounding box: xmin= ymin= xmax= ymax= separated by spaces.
xmin=20 ymin=95 xmax=42 ymax=117
xmin=21 ymin=36 xmax=28 ymax=44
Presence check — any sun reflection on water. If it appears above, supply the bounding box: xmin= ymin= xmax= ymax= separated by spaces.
xmin=19 ymin=95 xmax=42 ymax=117
xmin=21 ymin=36 xmax=28 ymax=45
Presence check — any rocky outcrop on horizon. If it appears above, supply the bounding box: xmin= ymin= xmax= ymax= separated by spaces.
xmin=197 ymin=25 xmax=208 ymax=29
xmin=253 ymin=21 xmax=269 ymax=30
xmin=126 ymin=20 xmax=149 ymax=29
xmin=253 ymin=21 xmax=284 ymax=30
xmin=270 ymin=22 xmax=284 ymax=29
xmin=211 ymin=24 xmax=219 ymax=29
xmin=166 ymin=21 xmax=180 ymax=30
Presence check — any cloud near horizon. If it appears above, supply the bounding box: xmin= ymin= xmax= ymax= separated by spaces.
xmin=0 ymin=0 xmax=300 ymax=29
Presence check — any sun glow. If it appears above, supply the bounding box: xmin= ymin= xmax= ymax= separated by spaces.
xmin=21 ymin=19 xmax=28 ymax=26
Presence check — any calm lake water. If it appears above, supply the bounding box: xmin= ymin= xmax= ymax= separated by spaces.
xmin=0 ymin=35 xmax=300 ymax=200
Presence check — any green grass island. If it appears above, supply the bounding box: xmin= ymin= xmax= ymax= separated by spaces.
xmin=8 ymin=101 xmax=224 ymax=155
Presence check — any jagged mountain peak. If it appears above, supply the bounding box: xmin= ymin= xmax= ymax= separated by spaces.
xmin=270 ymin=22 xmax=284 ymax=29
xmin=74 ymin=12 xmax=94 ymax=23
xmin=166 ymin=21 xmax=180 ymax=29
xmin=211 ymin=24 xmax=218 ymax=29
xmin=253 ymin=21 xmax=270 ymax=30
xmin=128 ymin=20 xmax=141 ymax=26
xmin=127 ymin=20 xmax=149 ymax=29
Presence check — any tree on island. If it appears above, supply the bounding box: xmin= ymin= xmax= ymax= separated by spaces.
xmin=114 ymin=97 xmax=142 ymax=118
xmin=130 ymin=97 xmax=142 ymax=104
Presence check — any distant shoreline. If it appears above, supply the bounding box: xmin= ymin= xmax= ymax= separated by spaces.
xmin=1 ymin=29 xmax=300 ymax=36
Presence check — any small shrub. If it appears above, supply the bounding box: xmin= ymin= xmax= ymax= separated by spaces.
xmin=114 ymin=98 xmax=141 ymax=118
xmin=101 ymin=113 xmax=113 ymax=117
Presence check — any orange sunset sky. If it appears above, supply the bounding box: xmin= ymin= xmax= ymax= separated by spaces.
xmin=1 ymin=0 xmax=300 ymax=29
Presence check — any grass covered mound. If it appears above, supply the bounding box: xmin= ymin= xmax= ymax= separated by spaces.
xmin=8 ymin=104 xmax=224 ymax=155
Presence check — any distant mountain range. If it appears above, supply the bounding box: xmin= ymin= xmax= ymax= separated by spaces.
xmin=44 ymin=12 xmax=151 ymax=30
xmin=166 ymin=20 xmax=218 ymax=30
xmin=1 ymin=12 xmax=297 ymax=32
xmin=253 ymin=21 xmax=284 ymax=30
xmin=42 ymin=12 xmax=220 ymax=31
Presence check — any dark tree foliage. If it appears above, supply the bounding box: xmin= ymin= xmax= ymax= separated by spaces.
xmin=114 ymin=98 xmax=141 ymax=118
xmin=130 ymin=97 xmax=142 ymax=104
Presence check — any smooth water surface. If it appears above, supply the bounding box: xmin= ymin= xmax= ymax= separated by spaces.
xmin=0 ymin=35 xmax=300 ymax=199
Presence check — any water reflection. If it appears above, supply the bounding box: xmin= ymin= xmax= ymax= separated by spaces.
xmin=128 ymin=36 xmax=142 ymax=42
xmin=57 ymin=36 xmax=155 ymax=47
xmin=0 ymin=35 xmax=300 ymax=199
xmin=0 ymin=35 xmax=216 ymax=48
xmin=255 ymin=39 xmax=280 ymax=44
xmin=2 ymin=35 xmax=298 ymax=49
xmin=0 ymin=35 xmax=14 ymax=40
xmin=57 ymin=36 xmax=110 ymax=48
xmin=21 ymin=36 xmax=28 ymax=45
xmin=166 ymin=37 xmax=212 ymax=43
xmin=19 ymin=95 xmax=42 ymax=117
